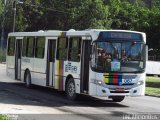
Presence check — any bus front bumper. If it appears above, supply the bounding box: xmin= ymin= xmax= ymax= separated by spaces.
xmin=96 ymin=84 xmax=145 ymax=97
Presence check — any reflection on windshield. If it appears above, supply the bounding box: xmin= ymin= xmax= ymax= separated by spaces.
xmin=91 ymin=42 xmax=145 ymax=72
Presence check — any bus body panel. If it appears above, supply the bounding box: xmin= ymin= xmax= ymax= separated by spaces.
xmin=21 ymin=57 xmax=34 ymax=80
xmin=6 ymin=56 xmax=15 ymax=79
xmin=21 ymin=57 xmax=47 ymax=87
xmin=88 ymin=68 xmax=97 ymax=96
xmin=32 ymin=39 xmax=47 ymax=86
xmin=54 ymin=60 xmax=81 ymax=93
xmin=88 ymin=70 xmax=145 ymax=97
xmin=31 ymin=58 xmax=47 ymax=86
xmin=31 ymin=72 xmax=46 ymax=86
xmin=6 ymin=29 xmax=146 ymax=99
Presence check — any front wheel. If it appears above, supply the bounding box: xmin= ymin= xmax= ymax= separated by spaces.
xmin=111 ymin=96 xmax=125 ymax=102
xmin=66 ymin=78 xmax=77 ymax=100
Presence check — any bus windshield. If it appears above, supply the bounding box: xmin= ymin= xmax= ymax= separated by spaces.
xmin=91 ymin=41 xmax=146 ymax=73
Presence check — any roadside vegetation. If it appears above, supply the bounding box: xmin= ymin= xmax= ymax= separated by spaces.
xmin=0 ymin=115 xmax=10 ymax=120
xmin=146 ymin=77 xmax=160 ymax=97
xmin=0 ymin=48 xmax=6 ymax=63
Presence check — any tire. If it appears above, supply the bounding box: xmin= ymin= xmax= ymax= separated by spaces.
xmin=111 ymin=96 xmax=125 ymax=102
xmin=25 ymin=71 xmax=32 ymax=88
xmin=66 ymin=78 xmax=77 ymax=100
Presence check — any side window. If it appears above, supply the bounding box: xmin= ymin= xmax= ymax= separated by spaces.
xmin=22 ymin=37 xmax=27 ymax=57
xmin=7 ymin=37 xmax=15 ymax=56
xmin=35 ymin=37 xmax=45 ymax=58
xmin=69 ymin=37 xmax=81 ymax=62
xmin=22 ymin=37 xmax=34 ymax=57
xmin=27 ymin=37 xmax=34 ymax=57
xmin=57 ymin=37 xmax=68 ymax=60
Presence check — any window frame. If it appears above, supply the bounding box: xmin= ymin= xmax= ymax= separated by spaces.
xmin=56 ymin=37 xmax=68 ymax=60
xmin=22 ymin=37 xmax=27 ymax=57
xmin=35 ymin=37 xmax=45 ymax=59
xmin=68 ymin=37 xmax=82 ymax=62
xmin=7 ymin=37 xmax=15 ymax=56
xmin=22 ymin=37 xmax=35 ymax=57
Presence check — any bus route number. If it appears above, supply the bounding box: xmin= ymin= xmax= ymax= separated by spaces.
xmin=123 ymin=79 xmax=132 ymax=84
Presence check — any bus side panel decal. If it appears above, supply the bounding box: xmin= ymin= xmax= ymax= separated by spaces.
xmin=55 ymin=60 xmax=60 ymax=89
xmin=59 ymin=60 xmax=64 ymax=91
xmin=118 ymin=75 xmax=122 ymax=85
xmin=113 ymin=73 xmax=118 ymax=84
xmin=104 ymin=73 xmax=109 ymax=83
xmin=60 ymin=32 xmax=66 ymax=37
xmin=104 ymin=73 xmax=122 ymax=85
xmin=55 ymin=60 xmax=64 ymax=90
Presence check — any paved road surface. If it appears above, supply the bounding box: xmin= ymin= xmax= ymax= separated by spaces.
xmin=0 ymin=64 xmax=160 ymax=120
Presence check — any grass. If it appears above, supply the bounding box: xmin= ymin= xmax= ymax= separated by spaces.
xmin=0 ymin=115 xmax=10 ymax=120
xmin=0 ymin=48 xmax=6 ymax=63
xmin=146 ymin=77 xmax=160 ymax=97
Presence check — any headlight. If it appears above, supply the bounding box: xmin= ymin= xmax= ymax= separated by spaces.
xmin=137 ymin=81 xmax=144 ymax=85
xmin=98 ymin=80 xmax=102 ymax=85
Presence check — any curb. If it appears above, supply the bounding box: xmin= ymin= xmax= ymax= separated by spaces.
xmin=0 ymin=62 xmax=6 ymax=64
xmin=145 ymin=94 xmax=160 ymax=98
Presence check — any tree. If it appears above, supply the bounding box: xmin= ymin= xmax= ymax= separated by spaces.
xmin=10 ymin=0 xmax=110 ymax=31
xmin=106 ymin=0 xmax=150 ymax=30
xmin=0 ymin=0 xmax=3 ymax=29
xmin=0 ymin=0 xmax=2 ymax=15
xmin=38 ymin=0 xmax=110 ymax=30
xmin=146 ymin=6 xmax=160 ymax=51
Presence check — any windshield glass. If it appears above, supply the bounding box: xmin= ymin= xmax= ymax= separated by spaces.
xmin=91 ymin=42 xmax=145 ymax=73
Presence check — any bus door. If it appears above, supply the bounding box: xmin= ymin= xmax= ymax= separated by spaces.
xmin=80 ymin=40 xmax=91 ymax=93
xmin=46 ymin=38 xmax=57 ymax=86
xmin=15 ymin=38 xmax=22 ymax=80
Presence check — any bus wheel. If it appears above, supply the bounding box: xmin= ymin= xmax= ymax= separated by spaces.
xmin=66 ymin=78 xmax=77 ymax=100
xmin=111 ymin=96 xmax=125 ymax=102
xmin=25 ymin=71 xmax=32 ymax=88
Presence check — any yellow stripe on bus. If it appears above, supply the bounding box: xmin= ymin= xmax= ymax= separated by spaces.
xmin=55 ymin=60 xmax=60 ymax=89
xmin=104 ymin=73 xmax=109 ymax=83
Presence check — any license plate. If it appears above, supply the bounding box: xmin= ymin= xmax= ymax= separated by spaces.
xmin=115 ymin=88 xmax=125 ymax=91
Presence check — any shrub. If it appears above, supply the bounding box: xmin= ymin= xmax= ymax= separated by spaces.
xmin=0 ymin=48 xmax=6 ymax=63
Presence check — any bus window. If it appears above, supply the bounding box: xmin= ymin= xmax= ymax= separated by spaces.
xmin=69 ymin=37 xmax=81 ymax=62
xmin=7 ymin=37 xmax=15 ymax=56
xmin=26 ymin=37 xmax=35 ymax=57
xmin=56 ymin=37 xmax=68 ymax=60
xmin=35 ymin=37 xmax=45 ymax=58
xmin=22 ymin=37 xmax=27 ymax=57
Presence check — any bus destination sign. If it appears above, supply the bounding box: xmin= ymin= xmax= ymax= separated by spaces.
xmin=98 ymin=32 xmax=143 ymax=41
xmin=110 ymin=33 xmax=132 ymax=39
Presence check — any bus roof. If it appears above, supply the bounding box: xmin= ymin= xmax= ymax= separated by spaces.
xmin=8 ymin=29 xmax=146 ymax=43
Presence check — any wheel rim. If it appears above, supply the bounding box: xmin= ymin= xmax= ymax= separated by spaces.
xmin=68 ymin=82 xmax=75 ymax=97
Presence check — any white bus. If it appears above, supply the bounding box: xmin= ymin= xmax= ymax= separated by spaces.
xmin=6 ymin=29 xmax=147 ymax=102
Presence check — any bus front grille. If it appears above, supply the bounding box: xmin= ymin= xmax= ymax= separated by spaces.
xmin=105 ymin=83 xmax=134 ymax=86
xmin=110 ymin=91 xmax=129 ymax=93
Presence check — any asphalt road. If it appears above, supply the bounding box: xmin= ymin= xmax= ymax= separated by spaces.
xmin=0 ymin=64 xmax=160 ymax=120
